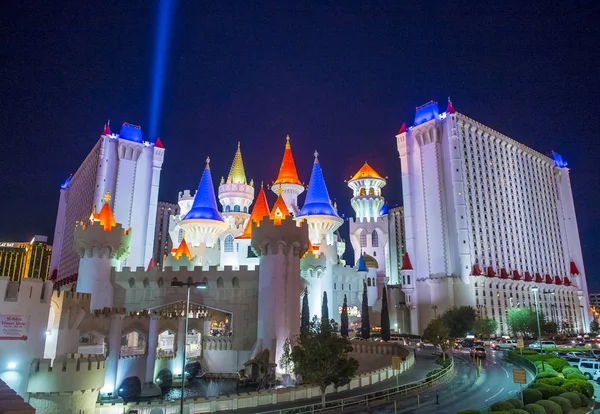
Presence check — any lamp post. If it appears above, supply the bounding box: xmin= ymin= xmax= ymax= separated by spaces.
xmin=171 ymin=280 xmax=207 ymax=413
xmin=531 ymin=286 xmax=542 ymax=352
xmin=431 ymin=305 xmax=438 ymax=319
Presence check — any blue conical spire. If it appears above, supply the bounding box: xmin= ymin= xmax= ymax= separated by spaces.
xmin=298 ymin=151 xmax=339 ymax=217
xmin=183 ymin=157 xmax=224 ymax=221
xmin=356 ymin=255 xmax=367 ymax=272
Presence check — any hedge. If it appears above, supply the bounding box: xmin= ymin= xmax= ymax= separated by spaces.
xmin=561 ymin=367 xmax=583 ymax=377
xmin=561 ymin=378 xmax=594 ymax=398
xmin=535 ymin=400 xmax=562 ymax=414
xmin=491 ymin=401 xmax=515 ymax=411
xmin=523 ymin=404 xmax=546 ymax=414
xmin=544 ymin=357 xmax=570 ymax=373
xmin=559 ymin=391 xmax=581 ymax=409
xmin=578 ymin=392 xmax=591 ymax=407
xmin=507 ymin=398 xmax=524 ymax=409
xmin=522 ymin=388 xmax=543 ymax=405
xmin=548 ymin=396 xmax=571 ymax=413
xmin=510 ymin=410 xmax=530 ymax=414
xmin=529 ymin=383 xmax=564 ymax=399
xmin=456 ymin=411 xmax=480 ymax=414
xmin=564 ymin=372 xmax=587 ymax=381
xmin=535 ymin=377 xmax=565 ymax=387
xmin=536 ymin=371 xmax=558 ymax=379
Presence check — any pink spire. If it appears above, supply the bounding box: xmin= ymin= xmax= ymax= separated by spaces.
xmin=101 ymin=120 xmax=111 ymax=135
xmin=397 ymin=123 xmax=407 ymax=134
xmin=155 ymin=137 xmax=165 ymax=149
xmin=446 ymin=97 xmax=456 ymax=114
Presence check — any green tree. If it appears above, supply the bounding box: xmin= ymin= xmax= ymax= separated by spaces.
xmin=442 ymin=306 xmax=477 ymax=338
xmin=472 ymin=318 xmax=498 ymax=339
xmin=361 ymin=282 xmax=370 ymax=340
xmin=381 ymin=285 xmax=390 ymax=341
xmin=291 ymin=316 xmax=359 ymax=406
xmin=423 ymin=317 xmax=451 ymax=360
xmin=301 ymin=287 xmax=310 ymax=335
xmin=279 ymin=337 xmax=293 ymax=375
xmin=340 ymin=294 xmax=349 ymax=338
xmin=543 ymin=321 xmax=558 ymax=336
xmin=590 ymin=320 xmax=600 ymax=334
xmin=507 ymin=307 xmax=544 ymax=337
xmin=321 ymin=291 xmax=329 ymax=333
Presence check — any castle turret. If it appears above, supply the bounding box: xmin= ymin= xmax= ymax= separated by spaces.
xmin=272 ymin=135 xmax=304 ymax=215
xmin=179 ymin=158 xmax=229 ymax=265
xmin=348 ymin=162 xmax=386 ymax=222
xmin=251 ymin=207 xmax=309 ymax=369
xmin=218 ymin=142 xmax=254 ymax=236
xmin=399 ymin=252 xmax=418 ymax=334
xmin=75 ymin=192 xmax=131 ymax=311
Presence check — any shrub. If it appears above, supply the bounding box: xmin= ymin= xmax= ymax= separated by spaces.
xmin=456 ymin=411 xmax=480 ymax=414
xmin=559 ymin=392 xmax=581 ymax=409
xmin=535 ymin=377 xmax=565 ymax=387
xmin=564 ymin=372 xmax=587 ymax=381
xmin=510 ymin=410 xmax=530 ymax=414
xmin=561 ymin=367 xmax=583 ymax=377
xmin=561 ymin=378 xmax=594 ymax=398
xmin=578 ymin=392 xmax=591 ymax=407
xmin=545 ymin=357 xmax=570 ymax=373
xmin=536 ymin=399 xmax=563 ymax=414
xmin=507 ymin=398 xmax=524 ymax=409
xmin=548 ymin=396 xmax=571 ymax=413
xmin=536 ymin=372 xmax=559 ymax=379
xmin=523 ymin=388 xmax=543 ymax=405
xmin=491 ymin=401 xmax=515 ymax=411
xmin=530 ymin=383 xmax=565 ymax=399
xmin=523 ymin=404 xmax=546 ymax=414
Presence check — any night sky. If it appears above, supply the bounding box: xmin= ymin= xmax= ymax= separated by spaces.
xmin=2 ymin=2 xmax=598 ymax=289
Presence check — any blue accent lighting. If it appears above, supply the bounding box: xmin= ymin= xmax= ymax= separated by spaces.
xmin=298 ymin=159 xmax=339 ymax=218
xmin=148 ymin=0 xmax=175 ymax=139
xmin=414 ymin=100 xmax=439 ymax=126
xmin=183 ymin=166 xmax=224 ymax=221
xmin=552 ymin=151 xmax=568 ymax=168
xmin=379 ymin=203 xmax=389 ymax=216
xmin=119 ymin=123 xmax=143 ymax=143
xmin=60 ymin=176 xmax=72 ymax=189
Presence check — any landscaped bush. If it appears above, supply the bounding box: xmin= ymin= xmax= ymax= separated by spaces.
xmin=456 ymin=411 xmax=480 ymax=414
xmin=491 ymin=401 xmax=515 ymax=411
xmin=523 ymin=388 xmax=543 ymax=405
xmin=435 ymin=357 xmax=452 ymax=368
xmin=535 ymin=399 xmax=562 ymax=414
xmin=548 ymin=396 xmax=571 ymax=413
xmin=535 ymin=377 xmax=565 ymax=387
xmin=561 ymin=367 xmax=583 ymax=377
xmin=426 ymin=368 xmax=443 ymax=379
xmin=507 ymin=398 xmax=524 ymax=409
xmin=577 ymin=392 xmax=591 ymax=407
xmin=510 ymin=410 xmax=530 ymax=414
xmin=564 ymin=372 xmax=587 ymax=381
xmin=544 ymin=357 xmax=569 ymax=372
xmin=559 ymin=392 xmax=581 ymax=409
xmin=523 ymin=404 xmax=546 ymax=414
xmin=530 ymin=383 xmax=565 ymax=399
xmin=534 ymin=361 xmax=557 ymax=374
xmin=536 ymin=371 xmax=559 ymax=379
xmin=561 ymin=378 xmax=594 ymax=398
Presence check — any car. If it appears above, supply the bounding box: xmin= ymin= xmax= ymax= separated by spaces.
xmin=566 ymin=356 xmax=582 ymax=367
xmin=593 ymin=370 xmax=600 ymax=383
xmin=470 ymin=346 xmax=487 ymax=359
xmin=497 ymin=340 xmax=517 ymax=350
xmin=578 ymin=359 xmax=600 ymax=379
xmin=528 ymin=341 xmax=556 ymax=350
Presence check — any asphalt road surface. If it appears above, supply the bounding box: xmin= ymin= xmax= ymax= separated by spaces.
xmin=341 ymin=348 xmax=535 ymax=414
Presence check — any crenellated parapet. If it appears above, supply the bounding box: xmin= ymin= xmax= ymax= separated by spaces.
xmin=28 ymin=354 xmax=106 ymax=394
xmin=74 ymin=220 xmax=131 ymax=260
xmin=251 ymin=216 xmax=309 ymax=257
xmin=0 ymin=276 xmax=53 ymax=306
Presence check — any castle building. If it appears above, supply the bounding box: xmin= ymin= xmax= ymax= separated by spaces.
xmin=49 ymin=122 xmax=165 ymax=281
xmin=396 ymin=99 xmax=590 ymax=335
xmin=152 ymin=201 xmax=179 ymax=267
xmin=0 ymin=235 xmax=52 ymax=281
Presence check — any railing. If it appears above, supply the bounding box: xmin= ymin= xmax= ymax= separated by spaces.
xmin=504 ymin=351 xmax=538 ymax=376
xmin=255 ymin=357 xmax=454 ymax=414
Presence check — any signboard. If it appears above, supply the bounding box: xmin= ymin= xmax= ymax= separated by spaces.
xmin=517 ymin=338 xmax=525 ymax=349
xmin=0 ymin=242 xmax=17 ymax=248
xmin=513 ymin=369 xmax=527 ymax=384
xmin=0 ymin=315 xmax=30 ymax=340
xmin=338 ymin=306 xmax=361 ymax=317
xmin=392 ymin=356 xmax=402 ymax=370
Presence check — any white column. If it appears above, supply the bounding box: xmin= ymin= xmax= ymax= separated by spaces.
xmin=145 ymin=316 xmax=159 ymax=383
xmin=176 ymin=316 xmax=186 ymax=375
xmin=104 ymin=314 xmax=123 ymax=395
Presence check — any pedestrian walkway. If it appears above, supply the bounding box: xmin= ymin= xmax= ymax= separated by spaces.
xmin=213 ymin=348 xmax=440 ymax=414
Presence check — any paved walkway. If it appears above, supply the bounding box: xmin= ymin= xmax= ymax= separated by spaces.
xmin=213 ymin=348 xmax=439 ymax=414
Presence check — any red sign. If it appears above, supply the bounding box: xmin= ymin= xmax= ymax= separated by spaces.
xmin=0 ymin=315 xmax=30 ymax=340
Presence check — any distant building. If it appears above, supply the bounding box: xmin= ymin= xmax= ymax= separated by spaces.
xmin=152 ymin=201 xmax=179 ymax=267
xmin=49 ymin=122 xmax=165 ymax=281
xmin=590 ymin=293 xmax=600 ymax=309
xmin=0 ymin=235 xmax=52 ymax=281
xmin=386 ymin=206 xmax=405 ymax=286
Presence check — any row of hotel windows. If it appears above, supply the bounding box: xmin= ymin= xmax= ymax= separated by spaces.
xmin=458 ymin=123 xmax=566 ymax=275
xmin=359 ymin=230 xmax=379 ymax=247
xmin=223 ymin=205 xmax=248 ymax=213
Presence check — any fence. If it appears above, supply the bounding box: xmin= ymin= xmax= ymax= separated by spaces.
xmin=254 ymin=357 xmax=454 ymax=414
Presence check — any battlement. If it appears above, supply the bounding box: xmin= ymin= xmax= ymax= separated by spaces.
xmin=349 ymin=216 xmax=387 ymax=225
xmin=178 ymin=189 xmax=196 ymax=200
xmin=92 ymin=307 xmax=127 ymax=317
xmin=251 ymin=216 xmax=309 ymax=256
xmin=0 ymin=276 xmax=52 ymax=305
xmin=74 ymin=220 xmax=131 ymax=260
xmin=28 ymin=354 xmax=106 ymax=394
xmin=218 ymin=182 xmax=254 ymax=197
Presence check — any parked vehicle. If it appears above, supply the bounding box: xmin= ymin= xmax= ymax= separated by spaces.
xmin=528 ymin=341 xmax=556 ymax=350
xmin=470 ymin=346 xmax=487 ymax=359
xmin=592 ymin=369 xmax=600 ymax=383
xmin=566 ymin=357 xmax=582 ymax=367
xmin=578 ymin=359 xmax=600 ymax=379
xmin=497 ymin=340 xmax=517 ymax=350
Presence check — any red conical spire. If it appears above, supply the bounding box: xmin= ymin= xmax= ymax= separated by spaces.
xmin=446 ymin=97 xmax=456 ymax=114
xmin=102 ymin=120 xmax=111 ymax=135
xmin=270 ymin=188 xmax=290 ymax=225
xmin=400 ymin=252 xmax=413 ymax=270
xmin=397 ymin=123 xmax=407 ymax=134
xmin=238 ymin=184 xmax=271 ymax=239
xmin=147 ymin=258 xmax=156 ymax=271
xmin=155 ymin=137 xmax=164 ymax=149
xmin=274 ymin=135 xmax=302 ymax=186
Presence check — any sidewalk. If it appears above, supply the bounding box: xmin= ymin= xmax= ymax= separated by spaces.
xmin=213 ymin=348 xmax=439 ymax=414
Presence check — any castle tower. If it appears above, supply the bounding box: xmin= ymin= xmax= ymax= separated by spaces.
xmin=399 ymin=252 xmax=418 ymax=334
xmin=251 ymin=205 xmax=309 ymax=369
xmin=272 ymin=135 xmax=304 ymax=215
xmin=75 ymin=192 xmax=131 ymax=311
xmin=218 ymin=142 xmax=254 ymax=236
xmin=348 ymin=162 xmax=386 ymax=222
xmin=179 ymin=158 xmax=229 ymax=266
xmin=236 ymin=184 xmax=270 ymax=267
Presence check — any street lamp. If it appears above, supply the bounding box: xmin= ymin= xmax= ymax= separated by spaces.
xmin=531 ymin=286 xmax=542 ymax=352
xmin=431 ymin=305 xmax=438 ymax=319
xmin=171 ymin=280 xmax=207 ymax=413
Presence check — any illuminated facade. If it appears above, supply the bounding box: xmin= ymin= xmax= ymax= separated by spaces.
xmin=0 ymin=236 xmax=52 ymax=281
xmin=49 ymin=123 xmax=164 ymax=281
xmin=396 ymin=100 xmax=590 ymax=335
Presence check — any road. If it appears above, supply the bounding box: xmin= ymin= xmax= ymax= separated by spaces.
xmin=340 ymin=348 xmax=535 ymax=413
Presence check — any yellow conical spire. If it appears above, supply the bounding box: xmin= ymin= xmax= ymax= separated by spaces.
xmin=226 ymin=142 xmax=247 ymax=185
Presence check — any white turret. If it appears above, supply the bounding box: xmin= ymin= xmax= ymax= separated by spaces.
xmin=348 ymin=162 xmax=386 ymax=222
xmin=272 ymin=136 xmax=304 ymax=215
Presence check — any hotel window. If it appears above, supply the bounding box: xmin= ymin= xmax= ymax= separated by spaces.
xmin=372 ymin=230 xmax=379 ymax=247
xmin=360 ymin=231 xmax=367 ymax=247
xmin=224 ymin=235 xmax=234 ymax=252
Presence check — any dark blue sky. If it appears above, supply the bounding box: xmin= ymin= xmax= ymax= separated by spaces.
xmin=1 ymin=2 xmax=598 ymax=289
